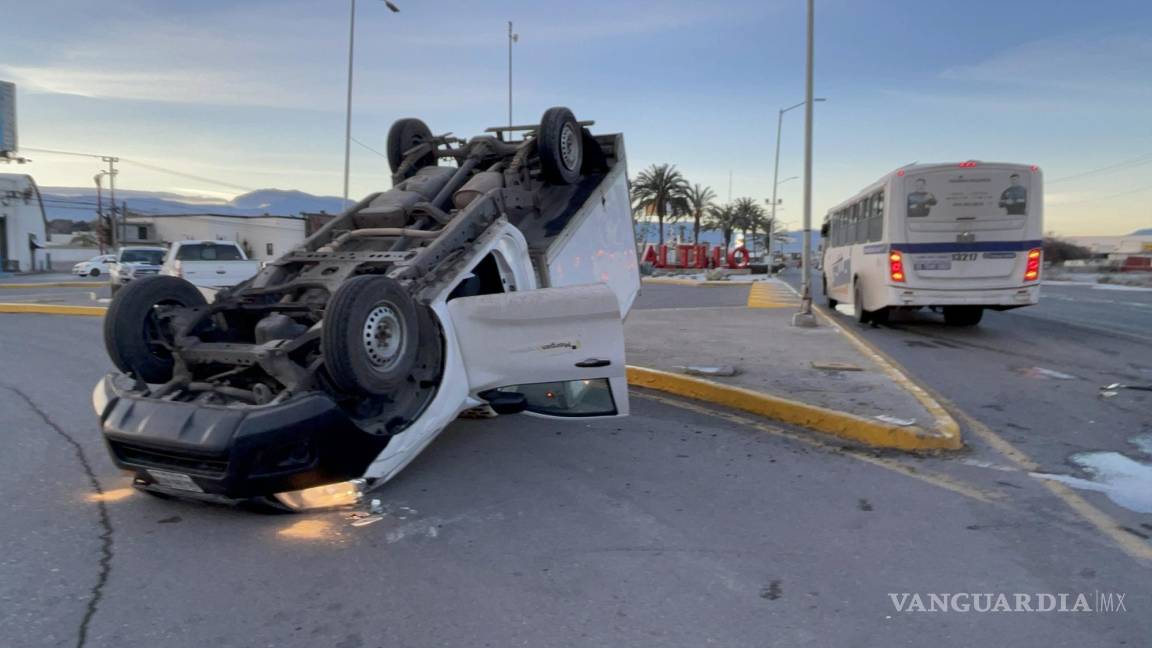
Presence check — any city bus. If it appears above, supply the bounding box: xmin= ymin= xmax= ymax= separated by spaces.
xmin=820 ymin=161 xmax=1042 ymax=326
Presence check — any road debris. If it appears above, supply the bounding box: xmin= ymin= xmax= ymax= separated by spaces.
xmin=1014 ymin=366 xmax=1077 ymax=380
xmin=811 ymin=361 xmax=863 ymax=372
xmin=874 ymin=415 xmax=916 ymax=427
xmin=679 ymin=365 xmax=740 ymax=377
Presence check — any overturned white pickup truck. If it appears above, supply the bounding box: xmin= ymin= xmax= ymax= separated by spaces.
xmin=93 ymin=107 xmax=640 ymax=508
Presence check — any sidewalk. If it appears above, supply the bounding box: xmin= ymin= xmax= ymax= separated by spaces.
xmin=625 ymin=279 xmax=960 ymax=450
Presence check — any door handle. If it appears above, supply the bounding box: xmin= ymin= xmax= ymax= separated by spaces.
xmin=575 ymin=358 xmax=610 ymax=368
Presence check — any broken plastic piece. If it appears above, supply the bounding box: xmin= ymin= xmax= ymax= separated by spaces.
xmin=679 ymin=365 xmax=740 ymax=377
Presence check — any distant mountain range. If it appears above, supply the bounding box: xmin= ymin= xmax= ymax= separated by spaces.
xmin=40 ymin=187 xmax=352 ymax=222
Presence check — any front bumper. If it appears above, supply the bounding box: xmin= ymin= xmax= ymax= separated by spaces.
xmin=95 ymin=373 xmax=389 ymax=499
xmin=885 ymin=284 xmax=1039 ymax=308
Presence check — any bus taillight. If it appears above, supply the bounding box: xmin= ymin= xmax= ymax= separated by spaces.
xmin=889 ymin=250 xmax=905 ymax=283
xmin=1024 ymin=248 xmax=1041 ymax=282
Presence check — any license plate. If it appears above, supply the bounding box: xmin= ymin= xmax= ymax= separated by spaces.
xmin=147 ymin=469 xmax=204 ymax=493
xmin=914 ymin=261 xmax=952 ymax=271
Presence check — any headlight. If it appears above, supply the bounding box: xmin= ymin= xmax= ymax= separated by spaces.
xmin=91 ymin=376 xmax=114 ymax=417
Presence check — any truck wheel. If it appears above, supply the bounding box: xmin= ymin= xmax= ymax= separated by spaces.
xmin=386 ymin=118 xmax=437 ymax=181
xmin=537 ymin=107 xmax=583 ymax=185
xmin=943 ymin=306 xmax=983 ymax=327
xmin=853 ymin=280 xmax=870 ymax=324
xmin=103 ymin=275 xmax=207 ymax=383
xmin=824 ymin=276 xmax=837 ymax=309
xmin=322 ymin=275 xmax=420 ymax=396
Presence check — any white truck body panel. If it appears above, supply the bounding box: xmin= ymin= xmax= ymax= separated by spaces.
xmin=539 ymin=138 xmax=640 ymax=317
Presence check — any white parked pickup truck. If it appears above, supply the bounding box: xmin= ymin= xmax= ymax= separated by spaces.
xmin=161 ymin=240 xmax=262 ymax=289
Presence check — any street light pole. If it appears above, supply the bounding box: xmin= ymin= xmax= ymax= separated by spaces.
xmin=343 ymin=0 xmax=399 ymax=205
xmin=769 ymin=101 xmax=823 ymax=270
xmin=764 ymin=176 xmax=797 ymax=261
xmin=508 ymin=22 xmax=518 ymax=129
xmin=793 ymin=0 xmax=817 ymax=327
xmin=342 ymin=0 xmax=357 ymax=206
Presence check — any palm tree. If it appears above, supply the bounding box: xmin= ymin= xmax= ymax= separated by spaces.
xmin=683 ymin=184 xmax=716 ymax=245
xmin=631 ymin=164 xmax=689 ymax=246
xmin=733 ymin=197 xmax=767 ymax=255
xmin=704 ymin=203 xmax=740 ymax=253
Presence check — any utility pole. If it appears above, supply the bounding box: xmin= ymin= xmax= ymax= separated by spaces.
xmin=94 ymin=173 xmax=105 ymax=253
xmin=102 ymin=156 xmax=119 ymax=249
xmin=508 ymin=22 xmax=518 ymax=130
xmin=792 ymin=0 xmax=817 ymax=327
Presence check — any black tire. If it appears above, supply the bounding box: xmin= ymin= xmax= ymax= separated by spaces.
xmin=322 ymin=275 xmax=420 ymax=396
xmin=943 ymin=306 xmax=983 ymax=327
xmin=386 ymin=118 xmax=437 ymax=182
xmin=824 ymin=276 xmax=838 ymax=309
xmin=103 ymin=275 xmax=206 ymax=383
xmin=536 ymin=107 xmax=583 ymax=185
xmin=89 ymin=268 xmax=100 ymax=277
xmin=853 ymin=280 xmax=870 ymax=324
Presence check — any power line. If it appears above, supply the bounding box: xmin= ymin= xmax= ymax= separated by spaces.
xmin=351 ymin=136 xmax=389 ymax=159
xmin=21 ymin=146 xmax=255 ymax=193
xmin=1048 ymin=152 xmax=1152 ymax=184
xmin=21 ymin=146 xmax=107 ymax=159
xmin=118 ymin=159 xmax=255 ymax=193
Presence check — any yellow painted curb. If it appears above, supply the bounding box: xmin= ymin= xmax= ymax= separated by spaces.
xmin=0 ymin=282 xmax=105 ymax=289
xmin=627 ymin=366 xmax=961 ymax=451
xmin=0 ymin=303 xmax=107 ymax=316
xmin=810 ymin=306 xmax=962 ymax=446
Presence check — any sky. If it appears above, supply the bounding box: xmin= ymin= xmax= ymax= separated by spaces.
xmin=3 ymin=0 xmax=1151 ymax=236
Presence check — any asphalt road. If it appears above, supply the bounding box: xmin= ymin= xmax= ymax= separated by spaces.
xmin=781 ymin=269 xmax=1152 ymax=527
xmin=1 ymin=308 xmax=1149 ymax=647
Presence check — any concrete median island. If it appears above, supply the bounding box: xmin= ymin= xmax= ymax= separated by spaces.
xmin=626 ymin=280 xmax=961 ymax=451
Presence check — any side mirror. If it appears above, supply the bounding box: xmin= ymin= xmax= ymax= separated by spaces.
xmin=477 ymin=389 xmax=528 ymax=415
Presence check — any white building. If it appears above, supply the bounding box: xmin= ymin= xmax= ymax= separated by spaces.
xmin=1065 ymin=233 xmax=1152 ymax=260
xmin=0 ymin=173 xmax=48 ymax=272
xmin=120 ymin=213 xmax=306 ymax=261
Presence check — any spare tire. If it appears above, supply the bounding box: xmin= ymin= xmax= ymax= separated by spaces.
xmin=386 ymin=118 xmax=437 ymax=182
xmin=322 ymin=275 xmax=420 ymax=396
xmin=103 ymin=275 xmax=207 ymax=383
xmin=537 ymin=107 xmax=583 ymax=185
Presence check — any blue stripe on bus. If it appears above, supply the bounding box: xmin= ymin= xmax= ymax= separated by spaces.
xmin=894 ymin=240 xmax=1042 ymax=254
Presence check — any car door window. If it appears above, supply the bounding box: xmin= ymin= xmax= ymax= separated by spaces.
xmin=495 ymin=379 xmax=617 ymax=416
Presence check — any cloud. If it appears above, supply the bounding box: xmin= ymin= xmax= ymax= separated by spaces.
xmin=940 ymin=34 xmax=1152 ymax=98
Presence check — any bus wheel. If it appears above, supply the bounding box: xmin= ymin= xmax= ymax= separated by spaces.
xmin=853 ymin=280 xmax=870 ymax=324
xmin=943 ymin=306 xmax=983 ymax=327
xmin=824 ymin=277 xmax=838 ymax=309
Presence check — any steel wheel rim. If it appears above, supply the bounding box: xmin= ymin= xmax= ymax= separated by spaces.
xmin=362 ymin=303 xmax=406 ymax=370
xmin=559 ymin=123 xmax=579 ymax=171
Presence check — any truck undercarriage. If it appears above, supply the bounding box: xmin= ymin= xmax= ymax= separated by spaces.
xmin=96 ymin=107 xmax=624 ymax=500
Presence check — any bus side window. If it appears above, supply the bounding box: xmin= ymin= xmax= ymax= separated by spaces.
xmin=868 ymin=191 xmax=884 ymax=242
xmin=854 ymin=202 xmax=867 ymax=244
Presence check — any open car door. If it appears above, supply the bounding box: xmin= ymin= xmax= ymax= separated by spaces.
xmin=447 ymin=283 xmax=628 ymax=418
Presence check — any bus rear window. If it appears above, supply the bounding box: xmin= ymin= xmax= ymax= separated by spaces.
xmin=906 ymin=170 xmax=1029 ymax=220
